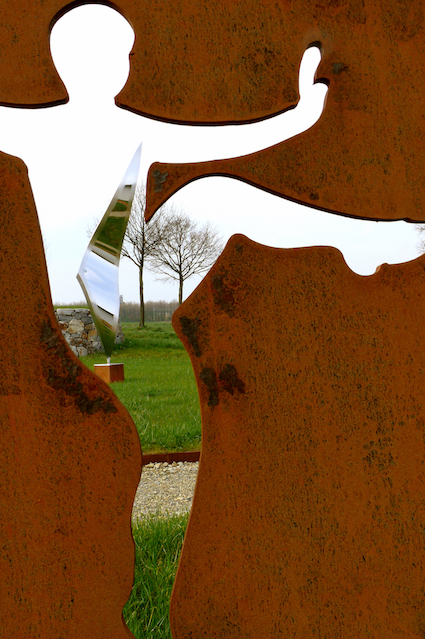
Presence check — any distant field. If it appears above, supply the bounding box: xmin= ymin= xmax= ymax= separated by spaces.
xmin=81 ymin=322 xmax=202 ymax=454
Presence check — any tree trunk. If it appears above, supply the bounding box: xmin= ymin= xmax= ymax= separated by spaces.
xmin=139 ymin=263 xmax=145 ymax=328
xmin=179 ymin=274 xmax=184 ymax=305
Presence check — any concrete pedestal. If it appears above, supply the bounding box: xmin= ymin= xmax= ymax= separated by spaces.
xmin=94 ymin=363 xmax=124 ymax=384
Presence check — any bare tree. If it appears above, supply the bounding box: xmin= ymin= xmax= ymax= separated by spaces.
xmin=120 ymin=185 xmax=166 ymax=327
xmin=87 ymin=191 xmax=223 ymax=319
xmin=148 ymin=210 xmax=224 ymax=304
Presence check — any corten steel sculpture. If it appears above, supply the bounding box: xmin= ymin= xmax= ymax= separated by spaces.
xmin=1 ymin=0 xmax=425 ymax=637
xmin=0 ymin=152 xmax=142 ymax=637
xmin=0 ymin=0 xmax=423 ymax=222
xmin=171 ymin=235 xmax=425 ymax=637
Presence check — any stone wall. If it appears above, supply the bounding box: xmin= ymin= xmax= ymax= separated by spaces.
xmin=55 ymin=308 xmax=124 ymax=357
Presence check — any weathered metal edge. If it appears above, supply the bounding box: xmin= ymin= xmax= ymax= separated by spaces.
xmin=141 ymin=451 xmax=200 ymax=466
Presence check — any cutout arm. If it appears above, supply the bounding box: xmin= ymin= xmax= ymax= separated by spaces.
xmin=149 ymin=47 xmax=327 ymax=164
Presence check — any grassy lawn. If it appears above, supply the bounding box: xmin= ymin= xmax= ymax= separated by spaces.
xmin=81 ymin=322 xmax=202 ymax=453
xmin=82 ymin=323 xmax=195 ymax=638
xmin=124 ymin=514 xmax=188 ymax=639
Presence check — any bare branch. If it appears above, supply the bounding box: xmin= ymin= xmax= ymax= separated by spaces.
xmin=120 ymin=184 xmax=166 ymax=326
xmin=148 ymin=209 xmax=224 ymax=304
xmin=86 ymin=187 xmax=223 ymax=315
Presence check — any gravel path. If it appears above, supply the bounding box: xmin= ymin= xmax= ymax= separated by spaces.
xmin=132 ymin=462 xmax=199 ymax=520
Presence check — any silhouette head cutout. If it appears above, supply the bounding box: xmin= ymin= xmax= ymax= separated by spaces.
xmin=50 ymin=4 xmax=134 ymax=105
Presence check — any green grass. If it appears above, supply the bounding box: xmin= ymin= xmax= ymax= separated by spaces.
xmin=81 ymin=322 xmax=202 ymax=454
xmin=81 ymin=323 xmax=194 ymax=638
xmin=124 ymin=513 xmax=189 ymax=639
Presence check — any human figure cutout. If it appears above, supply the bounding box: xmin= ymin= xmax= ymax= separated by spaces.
xmin=0 ymin=4 xmax=327 ymax=227
xmin=0 ymin=4 xmax=419 ymax=303
xmin=0 ymin=4 xmax=327 ymax=303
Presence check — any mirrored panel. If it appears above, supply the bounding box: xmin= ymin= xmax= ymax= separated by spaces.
xmin=77 ymin=143 xmax=142 ymax=359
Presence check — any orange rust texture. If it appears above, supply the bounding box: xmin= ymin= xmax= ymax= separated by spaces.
xmin=1 ymin=0 xmax=424 ymax=220
xmin=172 ymin=234 xmax=425 ymax=638
xmin=0 ymin=152 xmax=141 ymax=636
xmin=94 ymin=363 xmax=125 ymax=384
xmin=1 ymin=0 xmax=424 ymax=635
xmin=141 ymin=0 xmax=425 ymax=223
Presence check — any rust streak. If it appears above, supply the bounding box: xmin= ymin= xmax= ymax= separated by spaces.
xmin=179 ymin=316 xmax=202 ymax=357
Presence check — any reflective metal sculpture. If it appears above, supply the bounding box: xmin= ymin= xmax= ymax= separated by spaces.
xmin=77 ymin=144 xmax=142 ymax=360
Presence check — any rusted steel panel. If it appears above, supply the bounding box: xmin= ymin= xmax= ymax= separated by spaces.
xmin=0 ymin=0 xmax=424 ymax=220
xmin=142 ymin=451 xmax=200 ymax=466
xmin=171 ymin=234 xmax=425 ymax=638
xmin=0 ymin=0 xmax=67 ymax=107
xmin=1 ymin=0 xmax=425 ymax=635
xmin=141 ymin=0 xmax=425 ymax=221
xmin=0 ymin=152 xmax=141 ymax=637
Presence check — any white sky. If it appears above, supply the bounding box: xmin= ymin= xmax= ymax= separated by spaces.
xmin=0 ymin=4 xmax=421 ymax=304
